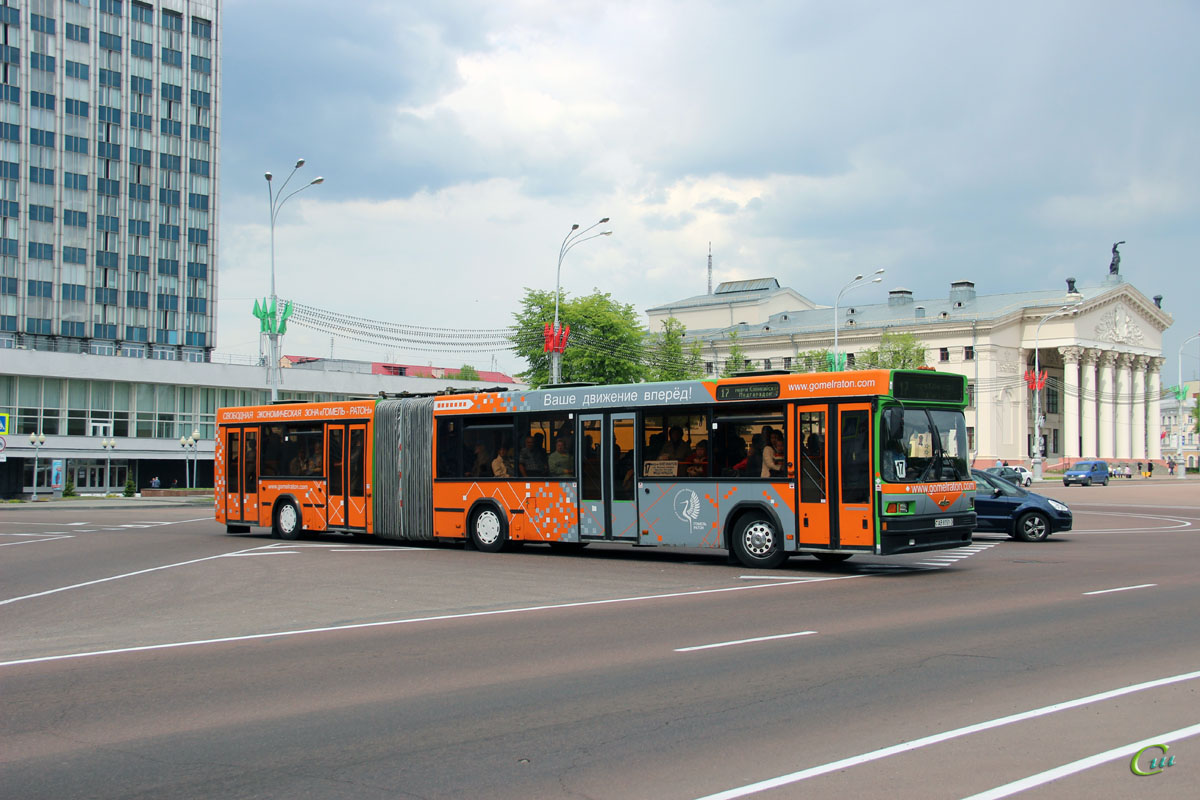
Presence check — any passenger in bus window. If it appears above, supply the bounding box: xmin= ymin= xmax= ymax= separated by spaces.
xmin=659 ymin=425 xmax=690 ymax=461
xmin=747 ymin=433 xmax=764 ymax=477
xmin=492 ymin=444 xmax=514 ymax=478
xmin=549 ymin=438 xmax=574 ymax=476
xmin=519 ymin=434 xmax=548 ymax=478
xmin=761 ymin=430 xmax=783 ymax=477
xmin=470 ymin=442 xmax=492 ymax=477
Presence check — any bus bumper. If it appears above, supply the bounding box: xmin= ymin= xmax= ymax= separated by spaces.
xmin=879 ymin=514 xmax=975 ymax=555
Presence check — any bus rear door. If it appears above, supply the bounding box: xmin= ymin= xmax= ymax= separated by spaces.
xmin=837 ymin=404 xmax=875 ymax=548
xmin=795 ymin=404 xmax=832 ymax=547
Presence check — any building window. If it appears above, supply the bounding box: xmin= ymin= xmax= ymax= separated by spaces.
xmin=964 ymin=345 xmax=974 ymax=361
xmin=65 ymin=23 xmax=90 ymax=43
xmin=967 ymin=426 xmax=975 ymax=452
xmin=966 ymin=382 xmax=975 ymax=408
xmin=939 ymin=347 xmax=950 ymax=362
xmin=1046 ymin=386 xmax=1060 ymax=414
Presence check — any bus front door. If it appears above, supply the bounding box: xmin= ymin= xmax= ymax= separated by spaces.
xmin=795 ymin=404 xmax=832 ymax=547
xmin=578 ymin=413 xmax=638 ymax=541
xmin=837 ymin=404 xmax=875 ymax=548
xmin=327 ymin=423 xmax=368 ymax=530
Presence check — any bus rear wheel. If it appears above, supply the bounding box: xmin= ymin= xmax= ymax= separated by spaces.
xmin=273 ymin=500 xmax=302 ymax=541
xmin=470 ymin=507 xmax=508 ymax=553
xmin=731 ymin=515 xmax=787 ymax=569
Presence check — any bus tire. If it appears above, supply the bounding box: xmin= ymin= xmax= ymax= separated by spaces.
xmin=469 ymin=506 xmax=508 ymax=553
xmin=731 ymin=514 xmax=787 ymax=569
xmin=1014 ymin=511 xmax=1050 ymax=542
xmin=273 ymin=499 xmax=302 ymax=541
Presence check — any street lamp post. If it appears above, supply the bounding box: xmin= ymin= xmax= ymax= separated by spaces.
xmin=832 ymin=269 xmax=885 ymax=370
xmin=550 ymin=218 xmax=612 ymax=385
xmin=1032 ymin=302 xmax=1083 ymax=482
xmin=191 ymin=428 xmax=201 ymax=488
xmin=101 ymin=438 xmax=116 ymax=494
xmin=1177 ymin=332 xmax=1200 ymax=480
xmin=180 ymin=430 xmax=199 ymax=489
xmin=265 ymin=159 xmax=324 ymax=401
xmin=29 ymin=431 xmax=45 ymax=500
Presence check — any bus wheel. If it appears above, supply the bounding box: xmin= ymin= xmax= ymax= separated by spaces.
xmin=273 ymin=500 xmax=302 ymax=541
xmin=731 ymin=515 xmax=787 ymax=569
xmin=813 ymin=552 xmax=852 ymax=564
xmin=470 ymin=507 xmax=507 ymax=553
xmin=1014 ymin=511 xmax=1050 ymax=542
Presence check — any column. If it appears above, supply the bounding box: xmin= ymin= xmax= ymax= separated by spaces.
xmin=1059 ymin=346 xmax=1082 ymax=459
xmin=1132 ymin=355 xmax=1148 ymax=460
xmin=1098 ymin=350 xmax=1116 ymax=459
xmin=1147 ymin=357 xmax=1164 ymax=461
xmin=1115 ymin=353 xmax=1133 ymax=460
xmin=1016 ymin=348 xmax=1031 ymax=461
xmin=1080 ymin=348 xmax=1099 ymax=458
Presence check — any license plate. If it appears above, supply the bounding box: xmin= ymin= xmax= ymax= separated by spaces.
xmin=934 ymin=518 xmax=953 ymax=528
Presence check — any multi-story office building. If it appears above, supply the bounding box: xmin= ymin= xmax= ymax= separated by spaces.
xmin=1 ymin=0 xmax=218 ymax=358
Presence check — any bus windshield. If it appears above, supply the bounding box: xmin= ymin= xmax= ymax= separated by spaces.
xmin=880 ymin=405 xmax=970 ymax=483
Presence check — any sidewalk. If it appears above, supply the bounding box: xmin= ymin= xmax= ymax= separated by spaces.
xmin=1 ymin=493 xmax=214 ymax=510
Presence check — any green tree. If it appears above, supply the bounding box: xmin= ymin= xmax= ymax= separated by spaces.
xmin=792 ymin=349 xmax=833 ymax=373
xmin=647 ymin=317 xmax=704 ymax=382
xmin=512 ymin=288 xmax=647 ymax=387
xmin=457 ymin=364 xmax=481 ymax=381
xmin=859 ymin=331 xmax=927 ymax=370
xmin=719 ymin=330 xmax=752 ymax=377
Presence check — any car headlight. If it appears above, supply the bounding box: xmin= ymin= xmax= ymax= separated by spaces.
xmin=1048 ymin=499 xmax=1070 ymax=513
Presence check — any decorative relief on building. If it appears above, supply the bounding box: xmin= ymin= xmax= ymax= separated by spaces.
xmin=1094 ymin=304 xmax=1145 ymax=345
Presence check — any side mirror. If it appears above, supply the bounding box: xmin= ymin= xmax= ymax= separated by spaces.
xmin=993 ymin=488 xmax=1003 ymax=498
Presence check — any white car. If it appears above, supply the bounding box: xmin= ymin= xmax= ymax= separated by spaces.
xmin=1010 ymin=465 xmax=1033 ymax=486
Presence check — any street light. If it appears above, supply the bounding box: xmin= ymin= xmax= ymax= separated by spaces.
xmin=29 ymin=431 xmax=46 ymax=500
xmin=101 ymin=437 xmax=116 ymax=494
xmin=1032 ymin=302 xmax=1083 ymax=481
xmin=832 ymin=269 xmax=885 ymax=370
xmin=180 ymin=430 xmax=199 ymax=489
xmin=265 ymin=159 xmax=324 ymax=401
xmin=1177 ymin=332 xmax=1200 ymax=480
xmin=550 ymin=218 xmax=612 ymax=384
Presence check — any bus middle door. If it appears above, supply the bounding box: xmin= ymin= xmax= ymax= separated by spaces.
xmin=795 ymin=404 xmax=832 ymax=547
xmin=326 ymin=423 xmax=368 ymax=530
xmin=578 ymin=413 xmax=638 ymax=541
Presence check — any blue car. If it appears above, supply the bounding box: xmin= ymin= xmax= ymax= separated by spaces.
xmin=1062 ymin=460 xmax=1110 ymax=486
xmin=971 ymin=469 xmax=1073 ymax=542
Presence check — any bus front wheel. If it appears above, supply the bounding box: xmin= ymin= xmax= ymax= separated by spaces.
xmin=470 ymin=507 xmax=508 ymax=553
xmin=273 ymin=500 xmax=302 ymax=541
xmin=731 ymin=515 xmax=787 ymax=569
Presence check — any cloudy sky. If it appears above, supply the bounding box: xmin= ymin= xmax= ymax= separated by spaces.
xmin=215 ymin=0 xmax=1199 ymax=382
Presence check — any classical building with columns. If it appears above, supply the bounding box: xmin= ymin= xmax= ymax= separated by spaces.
xmin=647 ymin=270 xmax=1173 ymax=468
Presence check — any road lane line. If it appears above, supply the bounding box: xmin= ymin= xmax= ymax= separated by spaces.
xmin=1084 ymin=583 xmax=1157 ymax=596
xmin=0 ymin=544 xmax=280 ymax=606
xmin=675 ymin=631 xmax=816 ymax=652
xmin=961 ymin=721 xmax=1200 ymax=799
xmin=691 ymin=668 xmax=1200 ymax=800
xmin=0 ymin=575 xmax=865 ymax=668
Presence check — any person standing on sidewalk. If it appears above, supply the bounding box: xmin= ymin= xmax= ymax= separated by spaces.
xmin=1147 ymin=461 xmax=1154 ymax=479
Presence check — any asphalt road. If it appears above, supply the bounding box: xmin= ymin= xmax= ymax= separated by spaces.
xmin=2 ymin=482 xmax=1198 ymax=799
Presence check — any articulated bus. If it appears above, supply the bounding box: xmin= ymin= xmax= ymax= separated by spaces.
xmin=215 ymin=369 xmax=975 ymax=568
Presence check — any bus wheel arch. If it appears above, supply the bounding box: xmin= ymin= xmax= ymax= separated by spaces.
xmin=272 ymin=496 xmax=303 ymax=541
xmin=726 ymin=504 xmax=788 ymax=569
xmin=468 ymin=501 xmax=509 ymax=553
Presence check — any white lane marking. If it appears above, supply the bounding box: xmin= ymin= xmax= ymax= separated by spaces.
xmin=1065 ymin=511 xmax=1193 ymax=533
xmin=962 ymin=721 xmax=1200 ymax=800
xmin=1084 ymin=583 xmax=1157 ymax=596
xmin=0 ymin=534 xmax=74 ymax=547
xmin=328 ymin=548 xmax=431 ymax=552
xmin=221 ymin=551 xmax=299 ymax=556
xmin=0 ymin=575 xmax=865 ymax=668
xmin=691 ymin=668 xmax=1200 ymax=800
xmin=0 ymin=544 xmax=279 ymax=606
xmin=676 ymin=631 xmax=816 ymax=652
xmin=738 ymin=575 xmax=838 ymax=582
xmin=0 ymin=520 xmax=85 ymax=526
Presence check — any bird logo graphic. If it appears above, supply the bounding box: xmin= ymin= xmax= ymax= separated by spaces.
xmin=674 ymin=489 xmax=701 ymax=525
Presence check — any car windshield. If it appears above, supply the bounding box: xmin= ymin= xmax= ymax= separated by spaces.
xmin=880 ymin=406 xmax=970 ymax=483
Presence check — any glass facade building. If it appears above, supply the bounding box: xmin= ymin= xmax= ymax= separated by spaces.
xmin=0 ymin=0 xmax=219 ymax=360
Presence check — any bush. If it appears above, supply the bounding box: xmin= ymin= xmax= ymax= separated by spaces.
xmin=124 ymin=477 xmax=136 ymax=497
xmin=63 ymin=479 xmax=77 ymax=497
